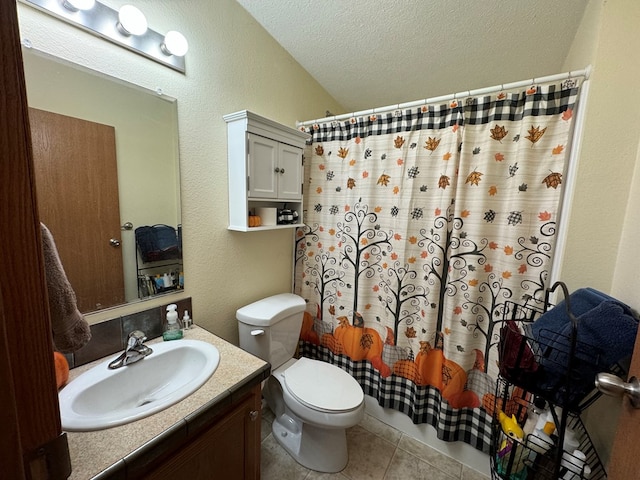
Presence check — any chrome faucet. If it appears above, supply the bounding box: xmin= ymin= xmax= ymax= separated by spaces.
xmin=108 ymin=330 xmax=153 ymax=369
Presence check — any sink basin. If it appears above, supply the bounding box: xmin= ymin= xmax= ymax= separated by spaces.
xmin=59 ymin=339 xmax=220 ymax=431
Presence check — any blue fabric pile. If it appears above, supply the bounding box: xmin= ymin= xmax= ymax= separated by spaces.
xmin=530 ymin=288 xmax=638 ymax=407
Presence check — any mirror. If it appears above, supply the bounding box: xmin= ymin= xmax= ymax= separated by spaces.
xmin=22 ymin=47 xmax=183 ymax=314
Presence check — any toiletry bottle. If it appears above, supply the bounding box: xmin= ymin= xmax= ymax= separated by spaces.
xmin=562 ymin=428 xmax=580 ymax=454
xmin=560 ymin=449 xmax=586 ymax=480
xmin=163 ymin=303 xmax=183 ymax=341
xmin=523 ymin=397 xmax=547 ymax=436
xmin=182 ymin=310 xmax=192 ymax=330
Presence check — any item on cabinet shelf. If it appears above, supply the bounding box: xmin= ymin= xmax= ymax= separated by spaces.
xmin=255 ymin=207 xmax=277 ymax=226
xmin=248 ymin=215 xmax=262 ymax=227
xmin=182 ymin=310 xmax=192 ymax=330
xmin=163 ymin=303 xmax=183 ymax=341
xmin=277 ymin=209 xmax=299 ymax=225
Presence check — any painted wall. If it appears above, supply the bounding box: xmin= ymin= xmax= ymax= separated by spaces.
xmin=560 ymin=0 xmax=640 ymax=467
xmin=17 ymin=0 xmax=344 ymax=344
xmin=560 ymin=0 xmax=640 ymax=296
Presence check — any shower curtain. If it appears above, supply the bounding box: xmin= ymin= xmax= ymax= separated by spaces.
xmin=294 ymin=80 xmax=581 ymax=453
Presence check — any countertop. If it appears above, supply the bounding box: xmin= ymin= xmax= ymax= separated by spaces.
xmin=63 ymin=326 xmax=269 ymax=480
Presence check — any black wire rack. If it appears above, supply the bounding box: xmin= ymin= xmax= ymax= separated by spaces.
xmin=489 ymin=281 xmax=621 ymax=480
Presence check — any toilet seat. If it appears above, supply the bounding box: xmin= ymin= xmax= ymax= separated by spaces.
xmin=282 ymin=357 xmax=363 ymax=413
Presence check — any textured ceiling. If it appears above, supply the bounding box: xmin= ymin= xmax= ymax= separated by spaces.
xmin=235 ymin=0 xmax=589 ymax=115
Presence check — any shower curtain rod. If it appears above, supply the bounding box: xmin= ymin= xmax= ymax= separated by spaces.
xmin=297 ymin=66 xmax=591 ymax=127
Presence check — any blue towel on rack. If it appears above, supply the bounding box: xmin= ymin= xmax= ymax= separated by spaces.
xmin=531 ymin=288 xmax=638 ymax=405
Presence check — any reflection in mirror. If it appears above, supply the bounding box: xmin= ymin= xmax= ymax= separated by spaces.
xmin=23 ymin=47 xmax=183 ymax=314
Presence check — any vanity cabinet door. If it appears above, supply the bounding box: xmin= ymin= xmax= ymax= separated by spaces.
xmin=144 ymin=387 xmax=261 ymax=480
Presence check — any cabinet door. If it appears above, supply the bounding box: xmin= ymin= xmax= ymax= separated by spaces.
xmin=278 ymin=143 xmax=303 ymax=200
xmin=248 ymin=133 xmax=278 ymax=199
xmin=144 ymin=389 xmax=261 ymax=480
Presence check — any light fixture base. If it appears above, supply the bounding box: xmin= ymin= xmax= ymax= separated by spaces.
xmin=19 ymin=0 xmax=186 ymax=73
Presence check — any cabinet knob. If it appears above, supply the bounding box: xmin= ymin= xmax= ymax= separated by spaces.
xmin=595 ymin=373 xmax=640 ymax=408
xmin=274 ymin=167 xmax=281 ymax=173
xmin=280 ymin=168 xmax=285 ymax=174
xmin=249 ymin=410 xmax=259 ymax=421
xmin=109 ymin=238 xmax=121 ymax=247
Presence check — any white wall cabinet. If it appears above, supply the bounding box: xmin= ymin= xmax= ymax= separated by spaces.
xmin=224 ymin=110 xmax=310 ymax=231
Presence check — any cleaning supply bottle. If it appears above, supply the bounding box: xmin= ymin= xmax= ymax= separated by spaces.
xmin=163 ymin=304 xmax=183 ymax=341
xmin=182 ymin=310 xmax=192 ymax=330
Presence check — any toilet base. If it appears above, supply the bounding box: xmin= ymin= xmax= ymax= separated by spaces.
xmin=272 ymin=412 xmax=349 ymax=473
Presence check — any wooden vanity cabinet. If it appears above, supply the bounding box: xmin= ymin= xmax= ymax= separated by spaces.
xmin=144 ymin=385 xmax=261 ymax=480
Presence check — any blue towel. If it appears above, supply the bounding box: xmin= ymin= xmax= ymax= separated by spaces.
xmin=531 ymin=288 xmax=638 ymax=406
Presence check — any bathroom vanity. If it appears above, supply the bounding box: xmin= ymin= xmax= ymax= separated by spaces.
xmin=63 ymin=327 xmax=269 ymax=479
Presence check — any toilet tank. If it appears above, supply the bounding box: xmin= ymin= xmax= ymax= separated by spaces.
xmin=236 ymin=293 xmax=306 ymax=370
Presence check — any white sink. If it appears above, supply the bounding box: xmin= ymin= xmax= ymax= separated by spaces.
xmin=59 ymin=339 xmax=220 ymax=431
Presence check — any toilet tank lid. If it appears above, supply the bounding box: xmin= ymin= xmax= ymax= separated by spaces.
xmin=236 ymin=293 xmax=306 ymax=326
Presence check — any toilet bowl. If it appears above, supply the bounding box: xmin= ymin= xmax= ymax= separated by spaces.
xmin=265 ymin=357 xmax=365 ymax=472
xmin=236 ymin=293 xmax=365 ymax=472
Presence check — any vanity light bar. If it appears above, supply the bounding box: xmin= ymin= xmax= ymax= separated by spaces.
xmin=19 ymin=0 xmax=187 ymax=73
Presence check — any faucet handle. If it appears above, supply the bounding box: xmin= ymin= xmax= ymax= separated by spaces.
xmin=127 ymin=330 xmax=147 ymax=349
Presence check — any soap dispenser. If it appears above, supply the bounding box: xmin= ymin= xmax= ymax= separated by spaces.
xmin=163 ymin=304 xmax=183 ymax=341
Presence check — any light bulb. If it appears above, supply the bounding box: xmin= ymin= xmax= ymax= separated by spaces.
xmin=62 ymin=0 xmax=96 ymax=11
xmin=161 ymin=31 xmax=189 ymax=57
xmin=117 ymin=5 xmax=148 ymax=36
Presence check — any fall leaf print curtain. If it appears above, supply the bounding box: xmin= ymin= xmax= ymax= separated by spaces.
xmin=294 ymin=82 xmax=580 ymax=453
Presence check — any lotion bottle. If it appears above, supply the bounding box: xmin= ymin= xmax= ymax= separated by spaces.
xmin=163 ymin=304 xmax=183 ymax=341
xmin=182 ymin=310 xmax=192 ymax=330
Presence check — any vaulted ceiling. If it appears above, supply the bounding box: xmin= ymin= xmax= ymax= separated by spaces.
xmin=235 ymin=0 xmax=589 ymax=115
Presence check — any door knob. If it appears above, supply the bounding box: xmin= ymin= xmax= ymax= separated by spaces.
xmin=109 ymin=238 xmax=121 ymax=247
xmin=595 ymin=373 xmax=640 ymax=408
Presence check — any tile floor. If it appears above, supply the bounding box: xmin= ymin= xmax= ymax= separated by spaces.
xmin=260 ymin=407 xmax=491 ymax=480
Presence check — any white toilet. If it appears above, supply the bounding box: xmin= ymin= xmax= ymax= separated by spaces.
xmin=237 ymin=293 xmax=365 ymax=473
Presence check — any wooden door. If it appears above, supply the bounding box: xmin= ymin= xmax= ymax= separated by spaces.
xmin=607 ymin=326 xmax=640 ymax=478
xmin=29 ymin=108 xmax=125 ymax=313
xmin=1 ymin=2 xmax=69 ymax=478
